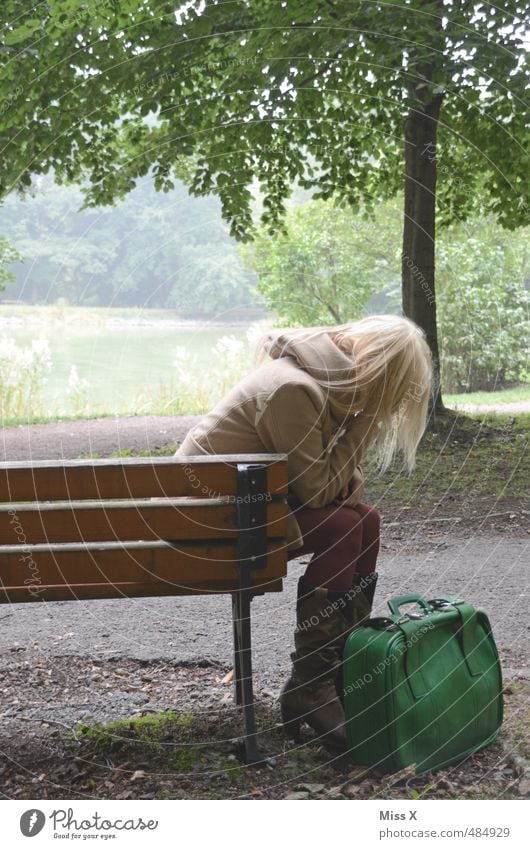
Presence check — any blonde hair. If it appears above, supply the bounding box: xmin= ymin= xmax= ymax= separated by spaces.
xmin=259 ymin=315 xmax=433 ymax=472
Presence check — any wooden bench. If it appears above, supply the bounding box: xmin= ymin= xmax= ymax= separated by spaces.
xmin=0 ymin=453 xmax=289 ymax=762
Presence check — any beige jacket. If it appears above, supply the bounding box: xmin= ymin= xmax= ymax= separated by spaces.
xmin=175 ymin=329 xmax=377 ymax=549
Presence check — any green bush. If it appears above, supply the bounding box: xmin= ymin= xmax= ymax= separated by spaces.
xmin=242 ymin=199 xmax=401 ymax=325
xmin=436 ymin=219 xmax=529 ymax=392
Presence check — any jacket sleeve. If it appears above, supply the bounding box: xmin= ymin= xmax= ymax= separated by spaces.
xmin=256 ymin=382 xmax=373 ymax=508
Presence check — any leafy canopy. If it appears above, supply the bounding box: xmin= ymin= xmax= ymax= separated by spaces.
xmin=0 ymin=0 xmax=528 ymax=239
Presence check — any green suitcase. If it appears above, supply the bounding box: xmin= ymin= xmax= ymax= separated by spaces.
xmin=343 ymin=593 xmax=503 ymax=774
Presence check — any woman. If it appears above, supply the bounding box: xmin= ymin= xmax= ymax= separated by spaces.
xmin=176 ymin=315 xmax=433 ymax=751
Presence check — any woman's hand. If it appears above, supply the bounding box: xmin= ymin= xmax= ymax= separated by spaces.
xmin=334 ymin=467 xmax=364 ymax=507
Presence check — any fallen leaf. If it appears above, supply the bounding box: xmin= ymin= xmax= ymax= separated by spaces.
xmin=346 ymin=765 xmax=372 ymax=783
xmin=386 ymin=763 xmax=417 ymax=785
xmin=294 ymin=783 xmax=326 ymax=794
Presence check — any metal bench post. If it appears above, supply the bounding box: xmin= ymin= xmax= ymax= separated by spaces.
xmin=232 ymin=463 xmax=268 ymax=764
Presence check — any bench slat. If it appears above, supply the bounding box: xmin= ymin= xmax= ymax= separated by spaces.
xmin=0 ymin=455 xmax=288 ymax=502
xmin=0 ymin=540 xmax=287 ymax=588
xmin=1 ymin=578 xmax=284 ymax=604
xmin=0 ymin=499 xmax=287 ymax=545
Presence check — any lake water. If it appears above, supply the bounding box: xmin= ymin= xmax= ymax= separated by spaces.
xmin=1 ymin=313 xmax=250 ymax=416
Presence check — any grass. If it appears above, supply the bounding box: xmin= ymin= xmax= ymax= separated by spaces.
xmin=89 ymin=445 xmax=179 ymax=459
xmin=364 ymin=411 xmax=529 ymax=519
xmin=76 ymin=711 xmax=198 ymax=756
xmin=444 ymin=385 xmax=530 ymax=407
xmin=1 ymin=411 xmax=116 ymax=427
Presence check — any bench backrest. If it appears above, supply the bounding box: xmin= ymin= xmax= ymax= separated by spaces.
xmin=0 ymin=454 xmax=288 ymax=603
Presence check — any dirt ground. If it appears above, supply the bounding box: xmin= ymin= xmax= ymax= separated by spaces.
xmin=0 ymin=412 xmax=528 ymax=800
xmin=0 ymin=414 xmax=198 ymax=462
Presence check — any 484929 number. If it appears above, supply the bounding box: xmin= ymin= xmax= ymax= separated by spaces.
xmin=465 ymin=827 xmax=510 ymax=838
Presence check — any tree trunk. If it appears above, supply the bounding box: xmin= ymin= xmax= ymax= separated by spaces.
xmin=402 ymin=93 xmax=445 ymax=413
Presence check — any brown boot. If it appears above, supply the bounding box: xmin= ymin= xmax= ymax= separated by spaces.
xmin=345 ymin=571 xmax=378 ymax=626
xmin=335 ymin=572 xmax=379 ymax=703
xmin=280 ymin=578 xmax=354 ymax=751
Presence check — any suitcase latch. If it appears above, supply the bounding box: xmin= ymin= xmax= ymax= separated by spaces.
xmin=368 ymin=616 xmax=400 ymax=631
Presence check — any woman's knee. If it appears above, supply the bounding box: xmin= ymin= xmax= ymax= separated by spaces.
xmin=356 ymin=504 xmax=381 ymax=538
xmin=319 ymin=506 xmax=364 ymax=547
xmin=367 ymin=507 xmax=382 ymax=535
xmin=295 ymin=505 xmax=367 ymax=552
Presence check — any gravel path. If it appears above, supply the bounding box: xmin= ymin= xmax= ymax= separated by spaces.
xmin=2 ymin=533 xmax=528 ymax=695
xmin=0 ymin=415 xmax=200 ymax=461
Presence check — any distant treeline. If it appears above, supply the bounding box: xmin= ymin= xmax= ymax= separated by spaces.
xmin=0 ymin=176 xmax=262 ymax=317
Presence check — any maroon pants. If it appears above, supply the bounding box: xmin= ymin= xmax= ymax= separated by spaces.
xmin=287 ymin=502 xmax=381 ymax=591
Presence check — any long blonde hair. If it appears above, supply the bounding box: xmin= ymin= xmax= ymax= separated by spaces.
xmin=259 ymin=315 xmax=433 ymax=472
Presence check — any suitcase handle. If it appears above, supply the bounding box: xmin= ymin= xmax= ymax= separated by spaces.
xmin=388 ymin=593 xmax=433 ymax=616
